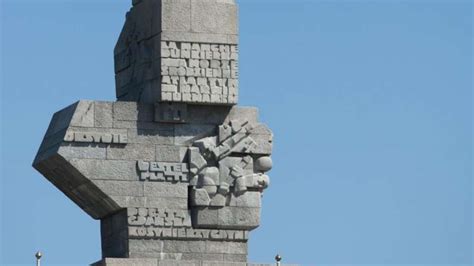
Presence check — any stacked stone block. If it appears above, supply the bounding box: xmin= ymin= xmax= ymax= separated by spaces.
xmin=160 ymin=42 xmax=239 ymax=104
xmin=114 ymin=0 xmax=239 ymax=104
xmin=33 ymin=1 xmax=276 ymax=265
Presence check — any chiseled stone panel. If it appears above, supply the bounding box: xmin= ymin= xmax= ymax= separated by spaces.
xmin=160 ymin=41 xmax=239 ymax=105
xmin=114 ymin=0 xmax=239 ymax=104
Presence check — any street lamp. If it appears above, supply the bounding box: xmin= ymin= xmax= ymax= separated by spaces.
xmin=275 ymin=254 xmax=282 ymax=266
xmin=35 ymin=251 xmax=42 ymax=266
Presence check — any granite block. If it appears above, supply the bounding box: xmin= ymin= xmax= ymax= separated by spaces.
xmin=107 ymin=143 xmax=155 ymax=161
xmin=94 ymin=102 xmax=113 ymax=128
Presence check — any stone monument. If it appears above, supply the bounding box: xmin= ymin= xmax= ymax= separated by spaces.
xmin=33 ymin=0 xmax=273 ymax=265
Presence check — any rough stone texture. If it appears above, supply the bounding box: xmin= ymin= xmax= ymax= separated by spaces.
xmin=155 ymin=145 xmax=188 ymax=162
xmin=94 ymin=102 xmax=114 ymax=128
xmin=248 ymin=265 xmax=298 ymax=266
xmin=228 ymin=191 xmax=261 ymax=208
xmin=33 ymin=1 xmax=277 ymax=265
xmin=191 ymin=207 xmax=260 ymax=230
xmin=90 ymin=259 xmax=293 ymax=266
xmin=114 ymin=0 xmax=239 ymax=104
xmin=92 ymin=260 xmax=298 ymax=266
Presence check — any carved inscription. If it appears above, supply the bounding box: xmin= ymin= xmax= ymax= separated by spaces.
xmin=64 ymin=131 xmax=127 ymax=144
xmin=161 ymin=41 xmax=239 ymax=104
xmin=128 ymin=207 xmax=191 ymax=227
xmin=129 ymin=227 xmax=249 ymax=241
xmin=137 ymin=161 xmax=189 ymax=182
xmin=127 ymin=207 xmax=248 ymax=241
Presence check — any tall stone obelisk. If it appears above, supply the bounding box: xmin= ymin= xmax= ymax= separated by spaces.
xmin=33 ymin=1 xmax=273 ymax=265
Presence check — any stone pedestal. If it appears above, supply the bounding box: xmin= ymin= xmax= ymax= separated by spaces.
xmin=92 ymin=258 xmax=247 ymax=266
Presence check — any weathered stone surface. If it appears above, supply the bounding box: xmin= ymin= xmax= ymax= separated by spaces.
xmin=228 ymin=191 xmax=261 ymax=208
xmin=159 ymin=261 xmax=200 ymax=266
xmin=161 ymin=0 xmax=191 ymax=32
xmin=189 ymin=147 xmax=207 ymax=174
xmin=94 ymin=180 xmax=144 ymax=197
xmin=64 ymin=127 xmax=128 ymax=144
xmin=34 ymin=0 xmax=276 ymax=264
xmin=113 ymin=120 xmax=158 ymax=129
xmin=58 ymin=143 xmax=107 ymax=159
xmin=94 ymin=102 xmax=113 ymax=128
xmin=209 ymin=193 xmax=226 ymax=207
xmin=112 ymin=196 xmax=147 ymax=208
xmin=101 ymin=210 xmax=129 ymax=258
xmin=43 ymin=103 xmax=77 ymax=137
xmin=190 ymin=188 xmax=211 ymax=206
xmin=114 ymin=0 xmax=239 ymax=104
xmin=155 ymin=103 xmax=188 ymax=123
xmin=192 ymin=207 xmax=260 ymax=230
xmin=128 ymin=226 xmax=248 ymax=241
xmin=248 ymin=264 xmax=299 ymax=266
xmin=138 ymin=160 xmax=190 ymax=182
xmin=128 ymin=239 xmax=204 ymax=254
xmin=224 ymin=107 xmax=258 ymax=126
xmin=175 ymin=125 xmax=216 ymax=145
xmin=254 ymin=156 xmax=272 ymax=172
xmin=144 ymin=182 xmax=188 ymax=198
xmin=70 ymin=100 xmax=95 ymax=127
xmin=183 ymin=253 xmax=224 ymax=262
xmin=92 ymin=259 xmax=297 ymax=266
xmin=191 ymin=207 xmax=218 ymax=228
xmin=69 ymin=159 xmax=138 ymax=181
xmin=107 ymin=144 xmax=155 ymax=161
xmin=127 ymin=128 xmax=174 ymax=145
xmin=160 ymin=42 xmax=239 ymax=105
xmin=128 ymin=207 xmax=191 ymax=227
xmin=223 ymin=254 xmax=247 ymax=262
xmin=92 ymin=258 xmax=158 ymax=266
xmin=156 ymin=145 xmax=187 ymax=162
xmin=145 ymin=196 xmax=189 ymax=210
xmin=113 ymin=102 xmax=154 ymax=122
xmin=205 ymin=241 xmax=247 ymax=255
xmin=160 ymin=31 xmax=238 ymax=45
xmin=219 ymin=156 xmax=253 ymax=185
xmin=164 ymin=240 xmax=207 ymax=254
xmin=190 ymin=1 xmax=238 ymax=35
xmin=216 ymin=207 xmax=260 ymax=230
xmin=201 ymin=262 xmax=246 ymax=266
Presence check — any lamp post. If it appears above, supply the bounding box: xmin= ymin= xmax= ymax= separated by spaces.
xmin=35 ymin=251 xmax=42 ymax=266
xmin=275 ymin=254 xmax=282 ymax=266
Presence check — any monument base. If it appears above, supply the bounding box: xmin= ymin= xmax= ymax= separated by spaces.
xmin=91 ymin=258 xmax=254 ymax=266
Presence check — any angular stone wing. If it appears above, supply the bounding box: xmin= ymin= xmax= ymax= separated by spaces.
xmin=33 ymin=100 xmax=273 ymax=259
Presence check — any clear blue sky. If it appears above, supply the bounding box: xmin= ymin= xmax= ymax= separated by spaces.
xmin=1 ymin=0 xmax=472 ymax=265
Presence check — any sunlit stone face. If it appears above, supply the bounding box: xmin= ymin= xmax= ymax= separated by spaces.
xmin=34 ymin=1 xmax=274 ymax=264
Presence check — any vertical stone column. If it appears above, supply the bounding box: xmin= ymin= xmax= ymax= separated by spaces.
xmin=115 ymin=0 xmax=239 ymax=104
